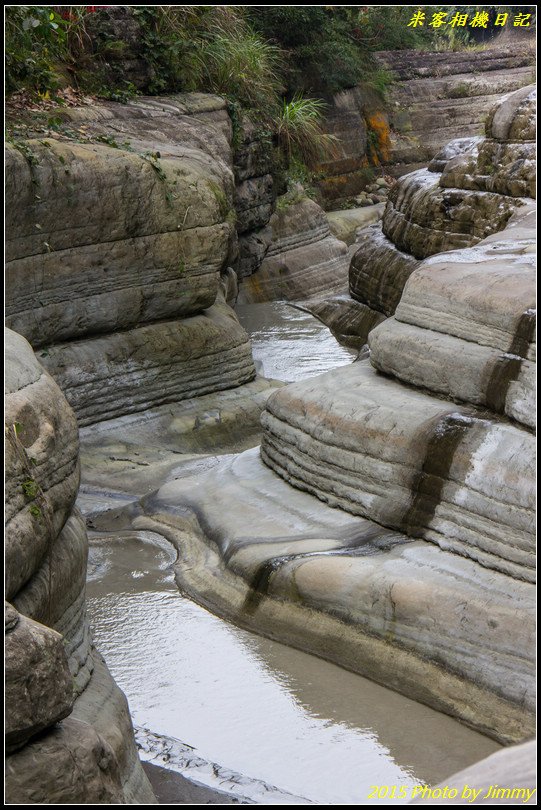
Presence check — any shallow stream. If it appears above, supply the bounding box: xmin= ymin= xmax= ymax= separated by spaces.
xmin=85 ymin=302 xmax=500 ymax=804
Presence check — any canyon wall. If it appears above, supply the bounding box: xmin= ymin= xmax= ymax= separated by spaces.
xmin=5 ymin=95 xmax=257 ymax=426
xmin=317 ymin=44 xmax=534 ymax=205
xmin=4 ymin=72 xmax=536 ymax=800
xmin=4 ymin=94 xmax=272 ymax=803
xmin=5 ymin=328 xmax=156 ymax=803
xmin=138 ymin=86 xmax=536 ymax=745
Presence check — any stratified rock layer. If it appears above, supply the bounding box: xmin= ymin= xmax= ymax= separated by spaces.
xmin=378 ymin=46 xmax=535 ymax=176
xmin=261 ymin=362 xmax=535 ymax=582
xmin=138 ymin=448 xmax=534 ymax=744
xmin=237 ymin=197 xmax=349 ymax=303
xmin=370 ymin=205 xmax=536 ymax=429
xmin=141 ymin=88 xmax=536 ymax=747
xmin=4 ymin=328 xmax=155 ymax=804
xmin=5 ymin=95 xmax=257 ymax=426
xmin=315 ymin=46 xmax=534 ymax=204
xmin=39 ymin=299 xmax=255 ymax=426
xmin=348 ymin=86 xmax=535 ymax=347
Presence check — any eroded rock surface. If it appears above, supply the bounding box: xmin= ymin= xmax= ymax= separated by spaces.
xmin=138 ymin=448 xmax=534 ymax=744
xmin=137 ymin=88 xmax=536 ymax=747
xmin=412 ymin=740 xmax=536 ymax=804
xmin=378 ymin=46 xmax=535 ymax=176
xmin=5 ymin=96 xmax=258 ymax=426
xmin=261 ymin=362 xmax=535 ymax=582
xmin=347 ymin=86 xmax=535 ymax=348
xmin=5 ymin=604 xmax=74 ymax=754
xmin=315 ymin=46 xmax=534 ymax=205
xmin=237 ymin=197 xmax=350 ymax=303
xmin=4 ymin=328 xmax=155 ymax=804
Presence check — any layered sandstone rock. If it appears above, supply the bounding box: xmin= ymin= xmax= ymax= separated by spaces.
xmin=261 ymin=361 xmax=535 ymax=582
xmin=347 ymin=86 xmax=535 ymax=348
xmin=5 ymin=96 xmax=257 ymax=426
xmin=370 ymin=205 xmax=536 ymax=429
xmin=4 ymin=328 xmax=155 ymax=804
xmin=140 ymin=88 xmax=536 ymax=746
xmin=315 ymin=46 xmax=534 ymax=205
xmin=38 ymin=298 xmax=255 ymax=426
xmin=378 ymin=46 xmax=535 ymax=176
xmin=325 ymin=203 xmax=384 ymax=245
xmin=138 ymin=447 xmax=534 ymax=744
xmin=237 ymin=196 xmax=350 ymax=303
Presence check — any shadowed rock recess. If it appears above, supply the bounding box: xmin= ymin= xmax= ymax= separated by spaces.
xmin=137 ymin=87 xmax=536 ymax=748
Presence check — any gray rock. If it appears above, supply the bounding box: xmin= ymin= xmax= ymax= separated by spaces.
xmin=326 ymin=204 xmax=384 ymax=245
xmin=235 ymin=174 xmax=274 ymax=234
xmin=370 ymin=205 xmax=536 ymax=429
xmin=5 ymin=135 xmax=234 ymax=347
xmin=238 ymin=197 xmax=349 ymax=302
xmin=5 ymin=717 xmax=125 ymax=804
xmin=411 ymin=740 xmax=536 ymax=804
xmin=261 ymin=362 xmax=535 ymax=582
xmin=5 ymin=329 xmax=80 ymax=601
xmin=138 ymin=447 xmax=534 ymax=744
xmin=39 ymin=301 xmax=256 ymax=426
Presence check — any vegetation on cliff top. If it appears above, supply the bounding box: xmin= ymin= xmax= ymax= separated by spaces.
xmin=8 ymin=5 xmax=532 ymax=101
xmin=4 ymin=5 xmax=535 ymax=185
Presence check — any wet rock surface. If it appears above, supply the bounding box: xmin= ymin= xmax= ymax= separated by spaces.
xmin=128 ymin=87 xmax=536 ymax=750
xmin=138 ymin=447 xmax=534 ymax=744
xmin=4 ymin=79 xmax=536 ymax=802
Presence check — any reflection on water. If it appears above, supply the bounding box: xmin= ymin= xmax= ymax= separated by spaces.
xmin=236 ymin=301 xmax=356 ymax=382
xmin=86 ymin=533 xmax=500 ymax=805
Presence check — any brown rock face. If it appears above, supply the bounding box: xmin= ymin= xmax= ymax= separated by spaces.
xmin=5 ymin=718 xmax=126 ymax=805
xmin=5 ymin=605 xmax=74 ymax=754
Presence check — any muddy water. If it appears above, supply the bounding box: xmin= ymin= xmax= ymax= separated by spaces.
xmin=87 ymin=533 xmax=499 ymax=805
xmin=85 ymin=302 xmax=500 ymax=804
xmin=236 ymin=301 xmax=357 ymax=381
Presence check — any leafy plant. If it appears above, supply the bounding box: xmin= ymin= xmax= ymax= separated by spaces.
xmin=5 ymin=6 xmax=68 ymax=93
xmin=194 ymin=23 xmax=283 ymax=121
xmin=276 ymin=95 xmax=337 ymax=167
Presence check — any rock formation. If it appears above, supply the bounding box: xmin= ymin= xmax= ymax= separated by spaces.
xmin=237 ymin=195 xmax=351 ymax=303
xmin=136 ymin=86 xmax=536 ymax=746
xmin=4 ymin=328 xmax=156 ymax=803
xmin=5 ymin=95 xmax=258 ymax=425
xmin=315 ymin=45 xmax=534 ymax=206
xmin=411 ymin=740 xmax=536 ymax=805
xmin=4 ymin=74 xmax=536 ymax=800
xmin=343 ymin=85 xmax=536 ymax=349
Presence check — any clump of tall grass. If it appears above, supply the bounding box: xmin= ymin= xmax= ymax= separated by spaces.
xmin=277 ymin=95 xmax=338 ymax=167
xmin=195 ymin=23 xmax=284 ymax=119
